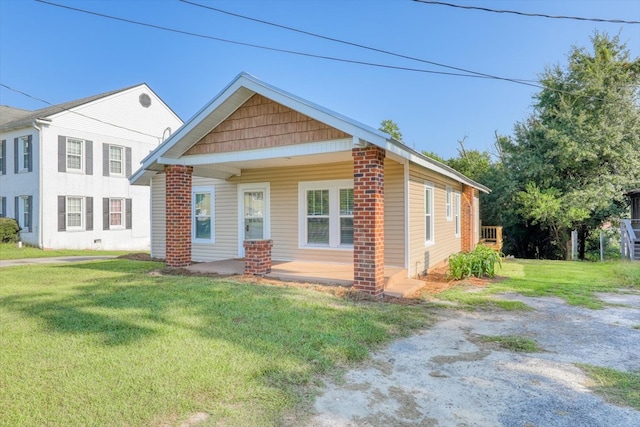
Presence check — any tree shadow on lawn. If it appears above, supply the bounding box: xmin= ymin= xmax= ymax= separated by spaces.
xmin=0 ymin=260 xmax=424 ymax=366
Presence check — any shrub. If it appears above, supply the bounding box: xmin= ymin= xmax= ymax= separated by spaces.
xmin=0 ymin=218 xmax=20 ymax=243
xmin=448 ymin=244 xmax=502 ymax=280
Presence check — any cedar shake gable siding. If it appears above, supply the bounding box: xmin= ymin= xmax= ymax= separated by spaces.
xmin=185 ymin=94 xmax=350 ymax=155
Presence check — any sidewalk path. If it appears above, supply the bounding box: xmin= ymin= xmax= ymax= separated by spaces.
xmin=0 ymin=256 xmax=117 ymax=268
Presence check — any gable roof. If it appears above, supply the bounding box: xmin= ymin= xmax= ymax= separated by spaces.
xmin=132 ymin=72 xmax=489 ymax=193
xmin=0 ymin=84 xmax=181 ymax=132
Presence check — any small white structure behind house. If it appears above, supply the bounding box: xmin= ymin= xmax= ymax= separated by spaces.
xmin=0 ymin=85 xmax=183 ymax=250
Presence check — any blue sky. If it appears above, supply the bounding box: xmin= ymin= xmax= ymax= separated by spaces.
xmin=1 ymin=0 xmax=638 ymax=159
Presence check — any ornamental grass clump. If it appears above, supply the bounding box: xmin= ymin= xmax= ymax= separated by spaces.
xmin=448 ymin=245 xmax=502 ymax=280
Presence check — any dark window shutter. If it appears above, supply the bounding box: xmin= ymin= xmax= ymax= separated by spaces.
xmin=125 ymin=198 xmax=132 ymax=230
xmin=58 ymin=136 xmax=66 ymax=173
xmin=14 ymin=197 xmax=19 ymax=226
xmin=1 ymin=197 xmax=5 ymax=217
xmin=27 ymin=135 xmax=33 ymax=172
xmin=103 ymin=143 xmax=110 ymax=176
xmin=86 ymin=197 xmax=93 ymax=231
xmin=27 ymin=195 xmax=33 ymax=232
xmin=58 ymin=196 xmax=66 ymax=231
xmin=85 ymin=140 xmax=93 ymax=175
xmin=103 ymin=198 xmax=110 ymax=230
xmin=1 ymin=140 xmax=5 ymax=175
xmin=125 ymin=147 xmax=132 ymax=178
xmin=14 ymin=138 xmax=18 ymax=174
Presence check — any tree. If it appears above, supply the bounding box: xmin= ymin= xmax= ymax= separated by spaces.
xmin=501 ymin=32 xmax=640 ymax=259
xmin=379 ymin=119 xmax=403 ymax=141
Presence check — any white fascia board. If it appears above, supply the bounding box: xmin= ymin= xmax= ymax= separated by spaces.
xmin=130 ymin=168 xmax=157 ymax=186
xmin=158 ymin=138 xmax=353 ymax=167
xmin=383 ymin=139 xmax=490 ymax=193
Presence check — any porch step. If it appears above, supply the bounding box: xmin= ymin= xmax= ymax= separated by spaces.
xmin=384 ymin=266 xmax=409 ymax=288
xmin=384 ymin=278 xmax=425 ymax=298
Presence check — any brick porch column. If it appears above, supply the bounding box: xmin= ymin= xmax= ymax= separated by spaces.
xmin=243 ymin=239 xmax=273 ymax=276
xmin=461 ymin=184 xmax=475 ymax=252
xmin=165 ymin=164 xmax=193 ymax=267
xmin=352 ymin=145 xmax=385 ymax=297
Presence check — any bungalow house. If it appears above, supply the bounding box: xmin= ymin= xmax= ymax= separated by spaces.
xmin=131 ymin=73 xmax=489 ymax=296
xmin=0 ymin=84 xmax=183 ymax=250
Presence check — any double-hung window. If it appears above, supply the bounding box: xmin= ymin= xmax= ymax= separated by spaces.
xmin=193 ymin=187 xmax=214 ymax=242
xmin=109 ymin=145 xmax=124 ymax=176
xmin=66 ymin=197 xmax=84 ymax=230
xmin=425 ymin=183 xmax=435 ymax=245
xmin=445 ymin=186 xmax=452 ymax=221
xmin=66 ymin=138 xmax=84 ymax=172
xmin=16 ymin=136 xmax=32 ymax=173
xmin=454 ymin=191 xmax=461 ymax=237
xmin=109 ymin=199 xmax=124 ymax=228
xmin=299 ymin=180 xmax=353 ymax=249
xmin=0 ymin=140 xmax=5 ymax=175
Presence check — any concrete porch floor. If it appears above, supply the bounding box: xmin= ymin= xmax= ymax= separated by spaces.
xmin=185 ymin=260 xmax=425 ymax=297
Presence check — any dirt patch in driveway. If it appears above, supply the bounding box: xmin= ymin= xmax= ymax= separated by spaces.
xmin=307 ymin=292 xmax=640 ymax=427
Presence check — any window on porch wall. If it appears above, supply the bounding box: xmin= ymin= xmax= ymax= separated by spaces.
xmin=193 ymin=187 xmax=214 ymax=242
xmin=300 ymin=180 xmax=353 ymax=248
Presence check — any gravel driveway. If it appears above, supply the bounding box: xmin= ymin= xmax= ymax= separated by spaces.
xmin=308 ymin=292 xmax=640 ymax=426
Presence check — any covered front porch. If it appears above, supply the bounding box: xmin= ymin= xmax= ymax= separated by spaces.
xmin=185 ymin=259 xmax=424 ymax=297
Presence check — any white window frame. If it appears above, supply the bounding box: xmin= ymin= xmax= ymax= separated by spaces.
xmin=298 ymin=179 xmax=354 ymax=250
xmin=66 ymin=196 xmax=84 ymax=231
xmin=18 ymin=196 xmax=30 ymax=230
xmin=109 ymin=198 xmax=125 ymax=229
xmin=108 ymin=145 xmax=124 ymax=176
xmin=445 ymin=186 xmax=452 ymax=221
xmin=18 ymin=136 xmax=30 ymax=172
xmin=0 ymin=140 xmax=4 ymax=173
xmin=454 ymin=191 xmax=461 ymax=238
xmin=424 ymin=182 xmax=435 ymax=246
xmin=66 ymin=138 xmax=84 ymax=173
xmin=192 ymin=186 xmax=214 ymax=243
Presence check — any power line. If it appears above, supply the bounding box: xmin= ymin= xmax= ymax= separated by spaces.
xmin=33 ymin=0 xmax=612 ymax=102
xmin=178 ymin=0 xmax=537 ymax=85
xmin=34 ymin=0 xmax=539 ymax=86
xmin=0 ymin=82 xmax=162 ymax=140
xmin=413 ymin=0 xmax=640 ymax=25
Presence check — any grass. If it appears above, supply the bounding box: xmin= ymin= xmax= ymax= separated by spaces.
xmin=479 ymin=335 xmax=542 ymax=352
xmin=577 ymin=364 xmax=640 ymax=410
xmin=431 ymin=259 xmax=640 ymax=310
xmin=0 ymin=260 xmax=433 ymax=426
xmin=0 ymin=242 xmax=129 ymax=260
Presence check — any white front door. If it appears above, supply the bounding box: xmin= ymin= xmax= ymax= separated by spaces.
xmin=238 ymin=183 xmax=270 ymax=257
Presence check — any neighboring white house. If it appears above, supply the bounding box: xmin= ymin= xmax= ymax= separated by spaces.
xmin=0 ymin=84 xmax=182 ymax=250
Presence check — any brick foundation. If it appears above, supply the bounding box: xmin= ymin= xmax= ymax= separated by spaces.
xmin=461 ymin=184 xmax=476 ymax=252
xmin=352 ymin=145 xmax=385 ymax=297
xmin=243 ymin=239 xmax=273 ymax=276
xmin=165 ymin=165 xmax=193 ymax=267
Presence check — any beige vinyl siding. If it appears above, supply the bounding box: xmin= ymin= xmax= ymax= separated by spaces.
xmin=408 ymin=163 xmax=462 ymax=275
xmin=191 ymin=176 xmax=238 ymax=262
xmin=230 ymin=161 xmax=353 ymax=263
xmin=150 ymin=174 xmax=166 ymax=259
xmin=383 ymin=159 xmax=405 ymax=267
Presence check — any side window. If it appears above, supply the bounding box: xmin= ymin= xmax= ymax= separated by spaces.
xmin=445 ymin=186 xmax=452 ymax=221
xmin=109 ymin=146 xmax=124 ymax=176
xmin=103 ymin=143 xmax=131 ymax=177
xmin=58 ymin=136 xmax=93 ymax=175
xmin=455 ymin=192 xmax=461 ymax=237
xmin=14 ymin=136 xmax=32 ymax=173
xmin=425 ymin=183 xmax=434 ymax=245
xmin=0 ymin=140 xmax=5 ymax=175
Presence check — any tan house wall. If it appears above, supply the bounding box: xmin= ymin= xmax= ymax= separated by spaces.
xmin=152 ymin=157 xmax=405 ymax=267
xmin=185 ymin=94 xmax=350 ymax=155
xmin=408 ymin=163 xmax=463 ymax=276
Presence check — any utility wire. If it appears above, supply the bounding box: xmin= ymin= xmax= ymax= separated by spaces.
xmin=34 ymin=0 xmax=538 ymax=86
xmin=178 ymin=0 xmax=537 ymax=85
xmin=0 ymin=82 xmax=162 ymax=140
xmin=413 ymin=0 xmax=640 ymax=25
xmin=34 ymin=0 xmax=613 ymax=102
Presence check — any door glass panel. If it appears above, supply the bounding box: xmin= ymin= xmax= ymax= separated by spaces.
xmin=244 ymin=191 xmax=264 ymax=240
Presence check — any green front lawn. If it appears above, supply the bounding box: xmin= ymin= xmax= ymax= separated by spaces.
xmin=0 ymin=243 xmax=129 ymax=260
xmin=0 ymin=260 xmax=432 ymax=426
xmin=434 ymin=260 xmax=640 ymax=309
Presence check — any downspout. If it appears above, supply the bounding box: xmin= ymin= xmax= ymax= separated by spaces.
xmin=31 ymin=119 xmax=47 ymax=249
